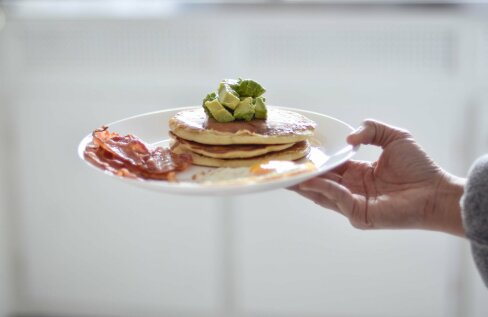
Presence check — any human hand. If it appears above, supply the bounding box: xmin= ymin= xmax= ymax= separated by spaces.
xmin=290 ymin=120 xmax=465 ymax=236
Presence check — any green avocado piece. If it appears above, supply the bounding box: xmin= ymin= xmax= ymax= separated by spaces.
xmin=231 ymin=78 xmax=266 ymax=98
xmin=254 ymin=97 xmax=267 ymax=120
xmin=234 ymin=97 xmax=255 ymax=121
xmin=218 ymin=81 xmax=240 ymax=110
xmin=205 ymin=99 xmax=235 ymax=123
xmin=202 ymin=92 xmax=217 ymax=117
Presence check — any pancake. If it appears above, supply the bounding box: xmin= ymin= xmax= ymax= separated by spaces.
xmin=170 ymin=132 xmax=295 ymax=159
xmin=171 ymin=140 xmax=311 ymax=168
xmin=169 ymin=107 xmax=316 ymax=145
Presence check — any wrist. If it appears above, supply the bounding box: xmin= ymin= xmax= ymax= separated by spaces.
xmin=426 ymin=174 xmax=466 ymax=236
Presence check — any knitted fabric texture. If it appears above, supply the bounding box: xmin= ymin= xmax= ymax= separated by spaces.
xmin=462 ymin=154 xmax=488 ymax=287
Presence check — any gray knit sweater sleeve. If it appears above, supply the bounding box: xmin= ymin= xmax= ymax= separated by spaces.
xmin=462 ymin=154 xmax=488 ymax=287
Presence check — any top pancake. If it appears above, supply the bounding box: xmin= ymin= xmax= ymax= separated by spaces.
xmin=169 ymin=107 xmax=316 ymax=145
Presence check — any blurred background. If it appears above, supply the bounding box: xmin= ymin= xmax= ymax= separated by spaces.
xmin=1 ymin=0 xmax=488 ymax=316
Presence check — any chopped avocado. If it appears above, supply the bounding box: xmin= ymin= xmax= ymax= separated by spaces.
xmin=202 ymin=92 xmax=217 ymax=117
xmin=205 ymin=99 xmax=235 ymax=123
xmin=254 ymin=97 xmax=267 ymax=119
xmin=203 ymin=92 xmax=217 ymax=103
xmin=231 ymin=78 xmax=266 ymax=98
xmin=218 ymin=82 xmax=240 ymax=110
xmin=201 ymin=78 xmax=268 ymax=122
xmin=221 ymin=78 xmax=239 ymax=86
xmin=234 ymin=97 xmax=255 ymax=121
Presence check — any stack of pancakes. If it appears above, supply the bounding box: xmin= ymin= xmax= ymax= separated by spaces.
xmin=169 ymin=107 xmax=316 ymax=168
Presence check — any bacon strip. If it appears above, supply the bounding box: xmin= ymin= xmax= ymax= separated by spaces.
xmin=84 ymin=126 xmax=192 ymax=181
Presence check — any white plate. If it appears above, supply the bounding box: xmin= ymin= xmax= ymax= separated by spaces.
xmin=78 ymin=106 xmax=358 ymax=195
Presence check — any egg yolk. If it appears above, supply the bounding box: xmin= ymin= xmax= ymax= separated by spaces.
xmin=250 ymin=160 xmax=315 ymax=176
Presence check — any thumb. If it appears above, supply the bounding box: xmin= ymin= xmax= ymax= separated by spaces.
xmin=347 ymin=119 xmax=411 ymax=149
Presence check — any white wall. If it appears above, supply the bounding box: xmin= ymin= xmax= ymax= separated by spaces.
xmin=0 ymin=49 xmax=12 ymax=317
xmin=0 ymin=8 xmax=12 ymax=315
xmin=0 ymin=132 xmax=11 ymax=317
xmin=0 ymin=192 xmax=10 ymax=316
xmin=1 ymin=4 xmax=488 ymax=317
xmin=0 ymin=127 xmax=11 ymax=317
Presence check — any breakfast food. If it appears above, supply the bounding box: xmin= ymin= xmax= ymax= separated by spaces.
xmin=203 ymin=78 xmax=267 ymax=122
xmin=170 ymin=132 xmax=295 ymax=159
xmin=84 ymin=126 xmax=192 ymax=180
xmin=169 ymin=78 xmax=316 ymax=168
xmin=193 ymin=160 xmax=317 ymax=184
xmin=174 ymin=140 xmax=310 ymax=168
xmin=169 ymin=107 xmax=315 ymax=145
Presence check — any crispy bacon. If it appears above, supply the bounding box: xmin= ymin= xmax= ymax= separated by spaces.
xmin=84 ymin=126 xmax=192 ymax=181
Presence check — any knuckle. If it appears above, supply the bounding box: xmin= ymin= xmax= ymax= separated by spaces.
xmin=349 ymin=218 xmax=369 ymax=230
xmin=363 ymin=119 xmax=377 ymax=127
xmin=397 ymin=129 xmax=412 ymax=139
xmin=364 ymin=119 xmax=412 ymax=144
xmin=349 ymin=203 xmax=373 ymax=230
xmin=363 ymin=120 xmax=377 ymax=134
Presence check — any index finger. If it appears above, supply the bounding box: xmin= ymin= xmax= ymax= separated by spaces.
xmin=347 ymin=119 xmax=411 ymax=149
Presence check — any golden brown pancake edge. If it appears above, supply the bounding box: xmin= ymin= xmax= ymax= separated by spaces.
xmin=169 ymin=107 xmax=316 ymax=145
xmin=171 ymin=140 xmax=311 ymax=168
xmin=169 ymin=132 xmax=296 ymax=159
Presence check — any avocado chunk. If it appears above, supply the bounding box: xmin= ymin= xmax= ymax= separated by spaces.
xmin=205 ymin=99 xmax=235 ymax=123
xmin=218 ymin=81 xmax=240 ymax=110
xmin=254 ymin=97 xmax=267 ymax=119
xmin=234 ymin=97 xmax=255 ymax=121
xmin=202 ymin=92 xmax=217 ymax=117
xmin=231 ymin=78 xmax=266 ymax=98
